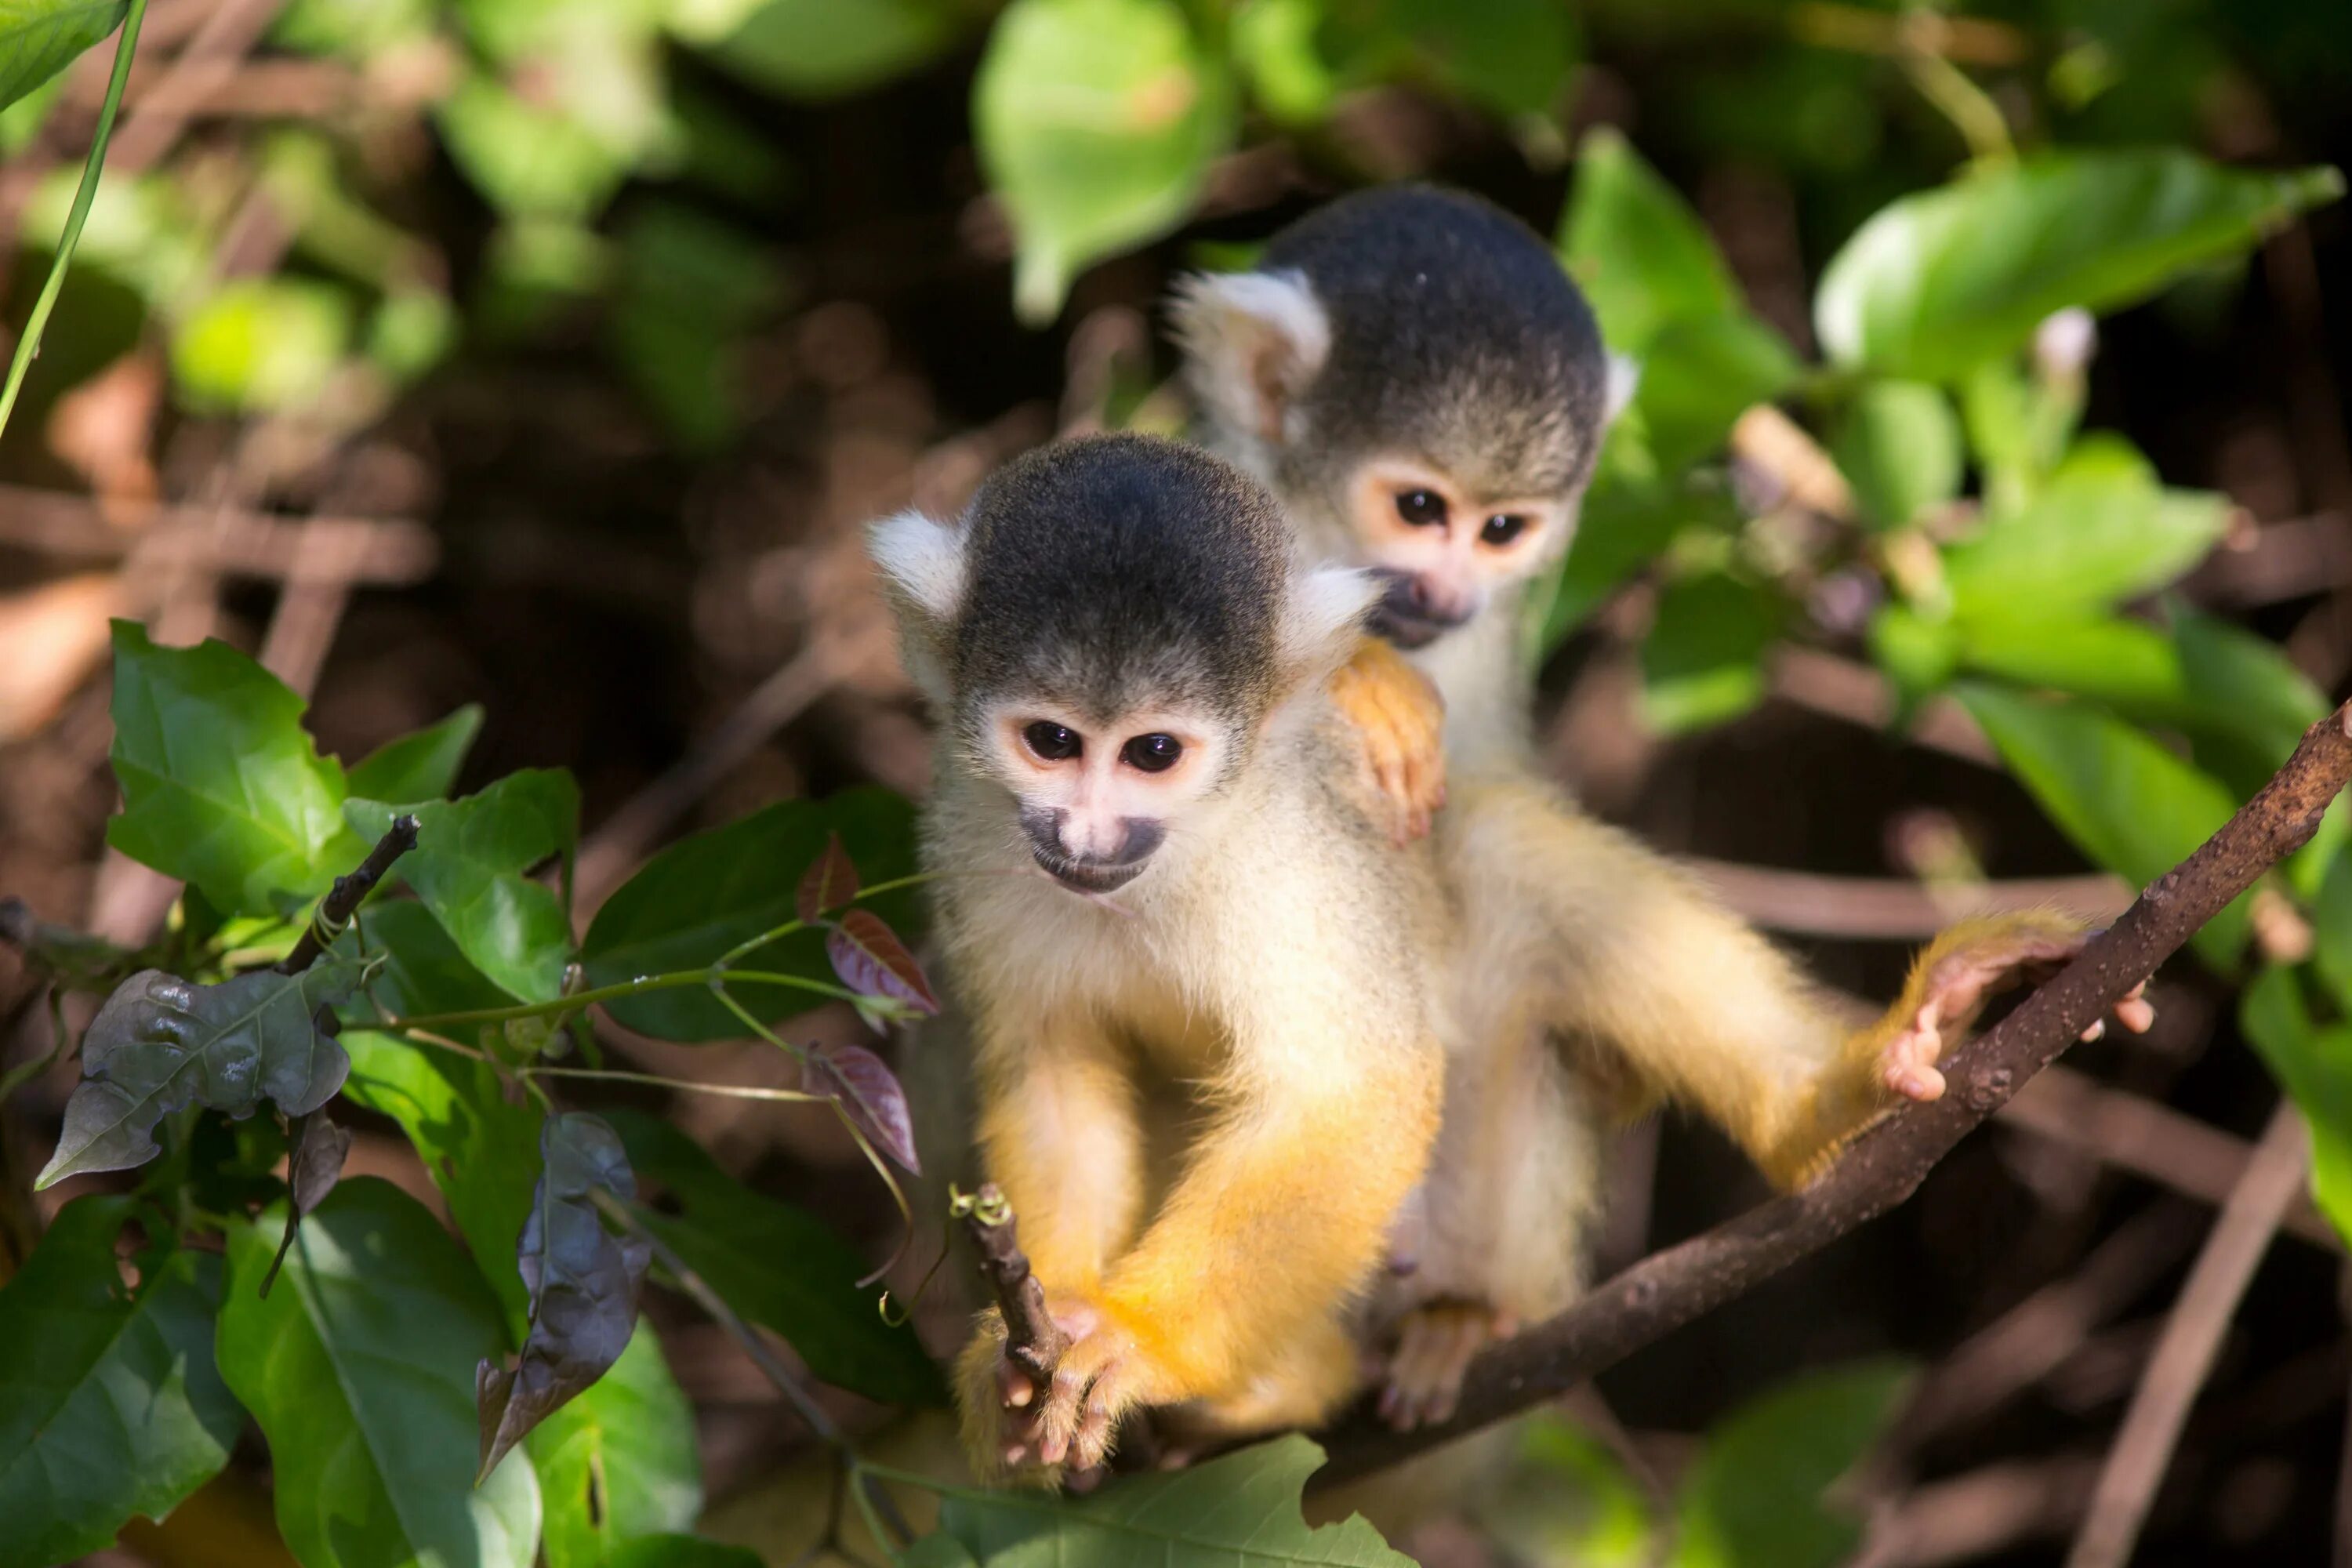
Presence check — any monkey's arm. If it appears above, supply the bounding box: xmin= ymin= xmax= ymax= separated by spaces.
xmin=1447 ymin=773 xmax=2142 ymax=1189
xmin=1327 ymin=637 xmax=1449 ymax=845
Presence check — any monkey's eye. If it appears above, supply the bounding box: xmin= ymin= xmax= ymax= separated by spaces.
xmin=1395 ymin=489 xmax=1448 ymax=528
xmin=1022 ymin=721 xmax=1082 ymax=761
xmin=1481 ymin=513 xmax=1530 ymax=546
xmin=1121 ymin=734 xmax=1184 ymax=773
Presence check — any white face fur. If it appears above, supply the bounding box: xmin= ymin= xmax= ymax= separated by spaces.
xmin=1342 ymin=456 xmax=1575 ymax=646
xmin=978 ymin=695 xmax=1234 ymax=893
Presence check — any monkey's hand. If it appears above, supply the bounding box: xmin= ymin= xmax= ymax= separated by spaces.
xmin=959 ymin=1298 xmax=1162 ymax=1486
xmin=1377 ymin=1298 xmax=1517 ymax=1431
xmin=1328 ymin=637 xmax=1448 ymax=845
xmin=1877 ymin=913 xmax=2157 ymax=1105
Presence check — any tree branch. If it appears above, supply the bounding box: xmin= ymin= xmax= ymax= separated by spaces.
xmin=956 ymin=1181 xmax=1070 ymax=1381
xmin=278 ymin=815 xmax=419 ymax=975
xmin=1316 ymin=701 xmax=2352 ymax=1486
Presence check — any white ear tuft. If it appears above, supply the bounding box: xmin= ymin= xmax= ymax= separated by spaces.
xmin=866 ymin=507 xmax=966 ymax=625
xmin=1603 ymin=352 xmax=1642 ymax=427
xmin=1168 ymin=269 xmax=1331 ymax=448
xmin=1278 ymin=563 xmax=1381 ymax=685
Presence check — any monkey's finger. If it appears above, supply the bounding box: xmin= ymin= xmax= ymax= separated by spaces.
xmin=2114 ymin=986 xmax=2156 ymax=1034
xmin=998 ymin=1357 xmax=1035 ymax=1409
xmin=1034 ymin=1365 xmax=1091 ymax=1466
xmin=2078 ymin=1019 xmax=2107 ymax=1044
xmin=1065 ymin=1462 xmax=1108 ymax=1494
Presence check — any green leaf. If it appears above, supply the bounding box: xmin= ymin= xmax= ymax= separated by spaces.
xmin=105 ymin=621 xmax=350 ymax=917
xmin=1639 ymin=572 xmax=1784 ymax=735
xmin=1632 ymin=310 xmax=1798 ymax=471
xmin=581 ymin=789 xmax=919 ymax=1041
xmin=0 ymin=1197 xmax=240 ymax=1568
xmin=1359 ymin=0 xmax=1573 ymax=122
xmin=530 ymin=1325 xmax=702 ymax=1568
xmin=2240 ymin=967 xmax=2352 ymax=1246
xmin=216 ymin=1179 xmax=542 ymax=1568
xmin=698 ymin=0 xmax=962 ymax=99
xmin=1230 ymin=0 xmax=1337 ymax=125
xmin=1560 ymin=125 xmax=1737 ymax=353
xmin=347 ymin=706 xmax=484 ymax=804
xmin=607 ymin=1538 xmax=766 ymax=1568
xmin=37 ymin=959 xmax=368 ymax=1188
xmin=1478 ymin=1412 xmax=1655 ymax=1568
xmin=477 ymin=1115 xmax=651 ymax=1481
xmin=348 ymin=770 xmax=579 ymax=1004
xmin=169 ymin=277 xmax=355 ymax=414
xmin=1536 ymin=446 xmax=1734 ymax=652
xmin=933 ymin=1433 xmax=1411 ymax=1566
xmin=2311 ymin=855 xmax=2352 ymax=1022
xmin=609 ymin=201 xmax=784 ymax=452
xmin=0 ymin=0 xmax=125 ymax=115
xmin=1954 ymin=684 xmax=2247 ymax=967
xmin=1674 ymin=1360 xmax=1910 ymax=1568
xmin=606 ymin=1109 xmax=945 ymax=1406
xmin=1867 ymin=602 xmax=1960 ymax=705
xmin=342 ymin=976 xmax=543 ymax=1332
xmin=434 ymin=71 xmax=637 ymax=223
xmin=1817 ymin=151 xmax=2344 ymax=380
xmin=1943 ymin=438 xmax=2228 ymax=626
xmin=975 ymin=0 xmax=1238 ymax=324
xmin=1834 ymin=381 xmax=1962 ymax=530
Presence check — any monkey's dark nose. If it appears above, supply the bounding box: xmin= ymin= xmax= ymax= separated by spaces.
xmin=1020 ymin=808 xmax=1162 ymax=893
xmin=1367 ymin=572 xmax=1470 ymax=648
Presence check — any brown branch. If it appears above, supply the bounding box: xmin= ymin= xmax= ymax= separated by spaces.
xmin=1684 ymin=858 xmax=2132 ymax=940
xmin=956 ymin=1182 xmax=1070 ymax=1382
xmin=0 ymin=487 xmax=437 ymax=583
xmin=278 ymin=815 xmax=419 ymax=975
xmin=1316 ymin=701 xmax=2352 ymax=1486
xmin=2064 ymin=1105 xmax=2310 ymax=1568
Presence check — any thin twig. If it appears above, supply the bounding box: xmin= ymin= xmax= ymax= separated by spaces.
xmin=1685 ymin=858 xmax=2132 ymax=940
xmin=956 ymin=1182 xmax=1070 ymax=1383
xmin=278 ymin=816 xmax=420 ymax=975
xmin=2065 ymin=1105 xmax=2310 ymax=1568
xmin=1316 ymin=701 xmax=2352 ymax=1485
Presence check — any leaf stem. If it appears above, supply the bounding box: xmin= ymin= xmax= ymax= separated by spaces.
xmin=712 ymin=871 xmax=935 ymax=971
xmin=520 ymin=1064 xmax=823 ymax=1105
xmin=388 ymin=966 xmax=859 ymax=1031
xmin=0 ymin=0 xmax=149 ymax=440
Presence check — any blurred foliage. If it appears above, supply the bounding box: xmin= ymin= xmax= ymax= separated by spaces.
xmin=5 ymin=0 xmax=2352 ymax=1562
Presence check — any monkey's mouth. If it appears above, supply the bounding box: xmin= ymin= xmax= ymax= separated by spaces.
xmin=1031 ymin=849 xmax=1147 ymax=895
xmin=1367 ymin=601 xmax=1452 ymax=649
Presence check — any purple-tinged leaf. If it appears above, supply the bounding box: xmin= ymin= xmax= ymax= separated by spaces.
xmin=795 ymin=833 xmax=861 ymax=924
xmin=824 ymin=909 xmax=938 ymax=1015
xmin=803 ymin=1041 xmax=920 ymax=1175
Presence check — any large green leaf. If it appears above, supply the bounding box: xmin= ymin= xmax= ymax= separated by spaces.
xmin=606 ymin=1109 xmax=944 ymax=1406
xmin=1632 ymin=310 xmax=1798 ymax=471
xmin=37 ymin=958 xmax=368 ymax=1188
xmin=529 ymin=1324 xmax=702 ymax=1568
xmin=1536 ymin=445 xmax=1737 ymax=652
xmin=216 ymin=1178 xmax=541 ymax=1568
xmin=1674 ymin=1360 xmax=1910 ymax=1568
xmin=348 ymin=770 xmax=579 ymax=1004
xmin=1559 ymin=125 xmax=1737 ymax=354
xmin=1477 ymin=1412 xmax=1655 ymax=1567
xmin=106 ymin=621 xmax=350 ymax=917
xmin=929 ymin=1433 xmax=1410 ymax=1566
xmin=0 ymin=0 xmax=125 ymax=115
xmin=975 ymin=0 xmax=1238 ymax=323
xmin=608 ymin=1539 xmax=765 ymax=1568
xmin=1639 ymin=571 xmax=1784 ymax=735
xmin=1817 ymin=151 xmax=2343 ymax=380
xmin=345 ymin=706 xmax=485 ymax=805
xmin=2241 ymin=967 xmax=2352 ymax=1245
xmin=581 ymin=788 xmax=920 ymax=1041
xmin=699 ymin=0 xmax=963 ymax=99
xmin=0 ymin=1198 xmax=240 ymax=1568
xmin=1943 ymin=438 xmax=2228 ymax=626
xmin=1352 ymin=0 xmax=1573 ymax=122
xmin=1955 ymin=684 xmax=2247 ymax=967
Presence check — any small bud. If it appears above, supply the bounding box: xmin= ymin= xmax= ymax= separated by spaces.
xmin=2034 ymin=308 xmax=2096 ymax=383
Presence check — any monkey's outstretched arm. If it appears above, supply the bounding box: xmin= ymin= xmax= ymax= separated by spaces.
xmin=969 ymin=1015 xmax=1146 ymax=1297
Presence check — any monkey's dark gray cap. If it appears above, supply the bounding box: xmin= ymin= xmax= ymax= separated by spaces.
xmin=953 ymin=434 xmax=1293 ymax=723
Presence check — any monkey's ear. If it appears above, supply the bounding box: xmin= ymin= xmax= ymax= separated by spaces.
xmin=867 ymin=507 xmax=967 ymax=625
xmin=1169 ymin=269 xmax=1331 ymax=449
xmin=1276 ymin=564 xmax=1381 ymax=688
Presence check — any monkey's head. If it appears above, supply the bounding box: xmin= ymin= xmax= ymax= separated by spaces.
xmin=869 ymin=433 xmax=1377 ymax=895
xmin=1171 ymin=184 xmax=1630 ymax=648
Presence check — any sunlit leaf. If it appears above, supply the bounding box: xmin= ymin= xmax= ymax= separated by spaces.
xmin=0 ymin=0 xmax=126 ymax=116
xmin=346 ymin=706 xmax=485 ymax=805
xmin=0 ymin=1197 xmax=239 ymax=1568
xmin=697 ymin=0 xmax=962 ymax=99
xmin=1633 ymin=310 xmax=1798 ymax=471
xmin=1834 ymin=381 xmax=1962 ymax=530
xmin=975 ymin=0 xmax=1238 ymax=323
xmin=105 ymin=622 xmax=350 ymax=917
xmin=347 ymin=769 xmax=579 ymax=1004
xmin=607 ymin=1109 xmax=945 ymax=1405
xmin=530 ymin=1326 xmax=702 ymax=1568
xmin=217 ymin=1179 xmax=542 ymax=1568
xmin=1954 ymin=683 xmax=2247 ymax=967
xmin=1478 ymin=1411 xmax=1655 ymax=1568
xmin=931 ymin=1433 xmax=1411 ymax=1565
xmin=583 ymin=789 xmax=920 ymax=1042
xmin=1560 ymin=125 xmax=1738 ymax=353
xmin=1675 ymin=1360 xmax=1910 ymax=1568
xmin=37 ymin=959 xmax=367 ymax=1188
xmin=170 ymin=278 xmax=354 ymax=414
xmin=478 ymin=1114 xmax=650 ymax=1482
xmin=1817 ymin=152 xmax=2343 ymax=380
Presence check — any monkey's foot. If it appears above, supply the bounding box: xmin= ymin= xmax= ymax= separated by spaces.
xmin=1329 ymin=637 xmax=1448 ymax=845
xmin=1378 ymin=1300 xmax=1516 ymax=1431
xmin=1881 ymin=925 xmax=2156 ymax=1103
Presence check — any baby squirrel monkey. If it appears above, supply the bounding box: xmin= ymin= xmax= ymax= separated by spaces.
xmin=868 ymin=434 xmax=1450 ymax=1480
xmin=1171 ymin=185 xmax=2157 ymax=1426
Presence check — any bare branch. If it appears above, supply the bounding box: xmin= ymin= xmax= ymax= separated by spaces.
xmin=278 ymin=815 xmax=419 ymax=975
xmin=1316 ymin=702 xmax=2352 ymax=1486
xmin=956 ymin=1182 xmax=1071 ymax=1383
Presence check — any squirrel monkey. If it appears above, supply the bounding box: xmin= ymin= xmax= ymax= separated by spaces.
xmin=868 ymin=434 xmax=1450 ymax=1479
xmin=1171 ymin=185 xmax=2156 ymax=1426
